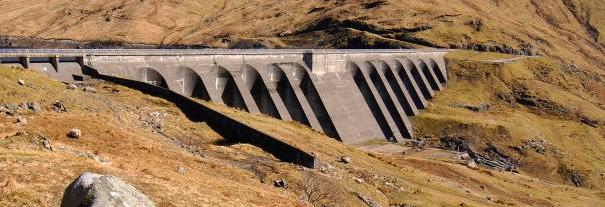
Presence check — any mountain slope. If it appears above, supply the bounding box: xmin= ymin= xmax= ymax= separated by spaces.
xmin=1 ymin=0 xmax=604 ymax=75
xmin=2 ymin=52 xmax=605 ymax=206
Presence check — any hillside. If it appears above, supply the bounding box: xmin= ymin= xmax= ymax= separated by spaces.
xmin=2 ymin=51 xmax=605 ymax=206
xmin=1 ymin=0 xmax=604 ymax=75
xmin=1 ymin=0 xmax=605 ymax=206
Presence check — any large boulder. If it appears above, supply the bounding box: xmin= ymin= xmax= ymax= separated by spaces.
xmin=61 ymin=172 xmax=155 ymax=207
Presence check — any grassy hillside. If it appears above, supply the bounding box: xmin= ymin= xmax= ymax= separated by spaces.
xmin=2 ymin=55 xmax=605 ymax=206
xmin=1 ymin=0 xmax=604 ymax=74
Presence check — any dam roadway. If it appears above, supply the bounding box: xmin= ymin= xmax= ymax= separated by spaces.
xmin=0 ymin=49 xmax=449 ymax=145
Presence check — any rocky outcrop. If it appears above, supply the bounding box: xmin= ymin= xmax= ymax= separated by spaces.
xmin=61 ymin=172 xmax=154 ymax=207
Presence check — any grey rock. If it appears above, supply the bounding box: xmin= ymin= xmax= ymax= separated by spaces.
xmin=457 ymin=152 xmax=471 ymax=160
xmin=2 ymin=104 xmax=17 ymax=114
xmin=273 ymin=179 xmax=288 ymax=188
xmin=450 ymin=103 xmax=490 ymax=112
xmin=15 ymin=131 xmax=28 ymax=136
xmin=42 ymin=139 xmax=53 ymax=151
xmin=52 ymin=101 xmax=68 ymax=112
xmin=27 ymin=102 xmax=42 ymax=113
xmin=17 ymin=79 xmax=25 ymax=85
xmin=68 ymin=129 xmax=81 ymax=139
xmin=467 ymin=161 xmax=478 ymax=169
xmin=16 ymin=116 xmax=27 ymax=124
xmin=82 ymin=86 xmax=97 ymax=93
xmin=354 ymin=192 xmax=381 ymax=207
xmin=66 ymin=83 xmax=78 ymax=90
xmin=340 ymin=156 xmax=352 ymax=164
xmin=355 ymin=178 xmax=363 ymax=183
xmin=61 ymin=172 xmax=155 ymax=207
xmin=176 ymin=165 xmax=186 ymax=175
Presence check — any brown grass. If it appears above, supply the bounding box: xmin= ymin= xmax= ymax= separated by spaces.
xmin=1 ymin=55 xmax=605 ymax=206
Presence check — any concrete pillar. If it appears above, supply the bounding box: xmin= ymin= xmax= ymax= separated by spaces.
xmin=421 ymin=59 xmax=444 ymax=91
xmin=281 ymin=69 xmax=323 ymax=132
xmin=50 ymin=56 xmax=60 ymax=72
xmin=358 ymin=61 xmax=404 ymax=142
xmin=371 ymin=61 xmax=412 ymax=142
xmin=385 ymin=60 xmax=419 ymax=116
xmin=19 ymin=57 xmax=30 ymax=69
xmin=199 ymin=70 xmax=223 ymax=103
xmin=261 ymin=73 xmax=293 ymax=121
xmin=232 ymin=74 xmax=261 ymax=114
xmin=398 ymin=59 xmax=429 ymax=109
xmin=410 ymin=60 xmax=435 ymax=99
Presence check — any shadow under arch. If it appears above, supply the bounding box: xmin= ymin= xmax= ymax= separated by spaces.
xmin=375 ymin=60 xmax=416 ymax=116
xmin=270 ymin=65 xmax=310 ymax=126
xmin=416 ymin=59 xmax=441 ymax=91
xmin=348 ymin=62 xmax=394 ymax=140
xmin=427 ymin=58 xmax=447 ymax=83
xmin=394 ymin=58 xmax=425 ymax=109
xmin=366 ymin=61 xmax=410 ymax=138
xmin=243 ymin=65 xmax=280 ymax=118
xmin=288 ymin=63 xmax=341 ymax=140
xmin=403 ymin=58 xmax=432 ymax=99
xmin=216 ymin=66 xmax=248 ymax=111
xmin=176 ymin=66 xmax=210 ymax=101
xmin=137 ymin=67 xmax=168 ymax=89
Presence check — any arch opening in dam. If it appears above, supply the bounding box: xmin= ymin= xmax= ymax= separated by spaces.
xmin=382 ymin=62 xmax=415 ymax=116
xmin=274 ymin=67 xmax=310 ymax=126
xmin=395 ymin=59 xmax=425 ymax=109
xmin=176 ymin=66 xmax=210 ymax=101
xmin=246 ymin=66 xmax=280 ymax=119
xmin=350 ymin=62 xmax=394 ymax=140
xmin=367 ymin=62 xmax=411 ymax=138
xmin=428 ymin=58 xmax=447 ymax=84
xmin=217 ymin=67 xmax=248 ymax=111
xmin=138 ymin=67 xmax=168 ymax=88
xmin=409 ymin=61 xmax=433 ymax=99
xmin=418 ymin=60 xmax=442 ymax=91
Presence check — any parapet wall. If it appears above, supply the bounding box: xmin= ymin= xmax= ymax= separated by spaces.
xmin=0 ymin=49 xmax=449 ymax=144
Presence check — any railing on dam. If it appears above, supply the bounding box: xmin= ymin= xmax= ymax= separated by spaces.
xmin=0 ymin=48 xmax=450 ymax=57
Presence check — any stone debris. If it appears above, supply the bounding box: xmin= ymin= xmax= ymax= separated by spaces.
xmin=68 ymin=128 xmax=81 ymax=139
xmin=273 ymin=179 xmax=288 ymax=188
xmin=27 ymin=102 xmax=41 ymax=113
xmin=82 ymin=86 xmax=97 ymax=93
xmin=467 ymin=161 xmax=479 ymax=169
xmin=0 ymin=104 xmax=16 ymax=116
xmin=17 ymin=79 xmax=24 ymax=85
xmin=66 ymin=83 xmax=78 ymax=90
xmin=450 ymin=103 xmax=490 ymax=112
xmin=354 ymin=192 xmax=381 ymax=207
xmin=15 ymin=116 xmax=27 ymax=124
xmin=176 ymin=165 xmax=186 ymax=175
xmin=340 ymin=156 xmax=352 ymax=164
xmin=52 ymin=101 xmax=68 ymax=112
xmin=457 ymin=152 xmax=471 ymax=160
xmin=571 ymin=172 xmax=583 ymax=187
xmin=42 ymin=138 xmax=53 ymax=151
xmin=61 ymin=172 xmax=155 ymax=207
xmin=18 ymin=102 xmax=28 ymax=109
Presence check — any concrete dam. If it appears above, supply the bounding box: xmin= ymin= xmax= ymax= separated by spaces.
xmin=0 ymin=49 xmax=448 ymax=145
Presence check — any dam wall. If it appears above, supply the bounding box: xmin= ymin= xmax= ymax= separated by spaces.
xmin=0 ymin=49 xmax=449 ymax=144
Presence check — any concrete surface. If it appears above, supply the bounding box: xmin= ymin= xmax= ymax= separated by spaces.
xmin=0 ymin=49 xmax=449 ymax=144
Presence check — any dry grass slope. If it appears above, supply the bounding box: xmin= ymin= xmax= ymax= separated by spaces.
xmin=2 ymin=56 xmax=605 ymax=206
xmin=1 ymin=0 xmax=603 ymax=74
